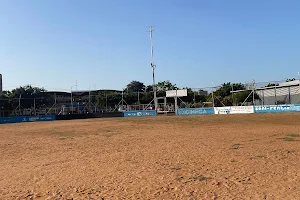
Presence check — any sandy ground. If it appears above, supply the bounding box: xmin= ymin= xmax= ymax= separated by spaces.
xmin=0 ymin=113 xmax=300 ymax=200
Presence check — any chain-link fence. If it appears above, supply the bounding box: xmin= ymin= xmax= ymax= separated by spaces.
xmin=176 ymin=79 xmax=300 ymax=108
xmin=1 ymin=79 xmax=299 ymax=117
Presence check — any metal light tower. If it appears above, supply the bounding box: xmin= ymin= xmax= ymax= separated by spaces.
xmin=70 ymin=83 xmax=77 ymax=114
xmin=148 ymin=25 xmax=158 ymax=110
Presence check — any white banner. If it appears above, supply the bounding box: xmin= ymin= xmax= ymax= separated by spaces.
xmin=214 ymin=106 xmax=254 ymax=114
xmin=166 ymin=89 xmax=187 ymax=97
xmin=166 ymin=90 xmax=177 ymax=97
xmin=230 ymin=106 xmax=254 ymax=114
xmin=214 ymin=107 xmax=231 ymax=114
xmin=177 ymin=89 xmax=187 ymax=97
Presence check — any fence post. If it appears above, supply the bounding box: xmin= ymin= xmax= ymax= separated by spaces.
xmin=106 ymin=93 xmax=108 ymax=111
xmin=212 ymin=90 xmax=215 ymax=107
xmin=34 ymin=98 xmax=36 ymax=116
xmin=252 ymin=80 xmax=255 ymax=106
xmin=288 ymin=87 xmax=291 ymax=104
xmin=274 ymin=86 xmax=277 ymax=105
xmin=54 ymin=93 xmax=57 ymax=114
xmin=262 ymin=90 xmax=265 ymax=106
xmin=19 ymin=95 xmax=21 ymax=115
xmin=174 ymin=96 xmax=178 ymax=114
xmin=231 ymin=84 xmax=234 ymax=106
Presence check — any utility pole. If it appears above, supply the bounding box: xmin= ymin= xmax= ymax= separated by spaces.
xmin=89 ymin=86 xmax=91 ymax=113
xmin=71 ymin=88 xmax=73 ymax=114
xmin=19 ymin=94 xmax=21 ymax=115
xmin=34 ymin=98 xmax=36 ymax=116
xmin=231 ymin=84 xmax=234 ymax=106
xmin=122 ymin=89 xmax=124 ymax=110
xmin=70 ymin=83 xmax=77 ymax=114
xmin=212 ymin=83 xmax=215 ymax=107
xmin=106 ymin=93 xmax=108 ymax=111
xmin=252 ymin=80 xmax=255 ymax=105
xmin=54 ymin=93 xmax=57 ymax=114
xmin=148 ymin=25 xmax=158 ymax=111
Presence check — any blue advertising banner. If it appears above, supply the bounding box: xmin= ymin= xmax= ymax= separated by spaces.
xmin=123 ymin=110 xmax=157 ymax=117
xmin=176 ymin=108 xmax=215 ymax=116
xmin=254 ymin=104 xmax=300 ymax=113
xmin=0 ymin=115 xmax=56 ymax=124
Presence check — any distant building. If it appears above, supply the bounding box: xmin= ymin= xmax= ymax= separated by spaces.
xmin=256 ymin=80 xmax=300 ymax=105
xmin=45 ymin=89 xmax=122 ymax=104
xmin=43 ymin=89 xmax=122 ymax=114
xmin=198 ymin=89 xmax=208 ymax=96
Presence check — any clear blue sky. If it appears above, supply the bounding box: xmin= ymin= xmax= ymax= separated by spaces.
xmin=1 ymin=0 xmax=300 ymax=92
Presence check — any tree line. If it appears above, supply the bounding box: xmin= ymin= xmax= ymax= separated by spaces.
xmin=0 ymin=85 xmax=53 ymax=114
xmin=96 ymin=80 xmax=260 ymax=109
xmin=1 ymin=78 xmax=295 ymax=114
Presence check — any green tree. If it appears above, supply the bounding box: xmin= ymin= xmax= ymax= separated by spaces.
xmin=156 ymin=80 xmax=178 ymax=91
xmin=0 ymin=91 xmax=12 ymax=116
xmin=286 ymin=78 xmax=296 ymax=82
xmin=126 ymin=81 xmax=146 ymax=92
xmin=145 ymin=85 xmax=153 ymax=92
xmin=96 ymin=91 xmax=122 ymax=109
xmin=265 ymin=83 xmax=279 ymax=87
xmin=214 ymin=82 xmax=245 ymax=98
xmin=211 ymin=82 xmax=259 ymax=106
xmin=234 ymin=90 xmax=260 ymax=105
xmin=180 ymin=88 xmax=207 ymax=107
xmin=9 ymin=85 xmax=52 ymax=109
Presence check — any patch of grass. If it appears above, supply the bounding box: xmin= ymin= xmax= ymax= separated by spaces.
xmin=59 ymin=137 xmax=67 ymax=140
xmin=282 ymin=137 xmax=296 ymax=141
xmin=175 ymin=176 xmax=184 ymax=181
xmin=50 ymin=130 xmax=75 ymax=138
xmin=255 ymin=155 xmax=265 ymax=158
xmin=274 ymin=133 xmax=300 ymax=141
xmin=250 ymin=155 xmax=265 ymax=160
xmin=189 ymin=175 xmax=209 ymax=181
xmin=271 ymin=133 xmax=281 ymax=137
xmin=184 ymin=193 xmax=193 ymax=198
xmin=231 ymin=159 xmax=237 ymax=162
xmin=170 ymin=167 xmax=181 ymax=171
xmin=231 ymin=144 xmax=241 ymax=150
xmin=102 ymin=131 xmax=120 ymax=137
xmin=277 ymin=137 xmax=297 ymax=142
xmin=287 ymin=133 xmax=300 ymax=137
xmin=287 ymin=150 xmax=296 ymax=154
xmin=97 ymin=128 xmax=120 ymax=137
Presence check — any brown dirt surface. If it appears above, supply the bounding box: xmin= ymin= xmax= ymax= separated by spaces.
xmin=1 ymin=113 xmax=300 ymax=200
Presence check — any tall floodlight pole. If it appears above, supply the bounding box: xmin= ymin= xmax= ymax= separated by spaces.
xmin=148 ymin=25 xmax=158 ymax=110
xmin=88 ymin=86 xmax=91 ymax=113
xmin=70 ymin=87 xmax=73 ymax=114
xmin=252 ymin=80 xmax=255 ymax=105
xmin=212 ymin=82 xmax=215 ymax=107
xmin=70 ymin=85 xmax=76 ymax=114
xmin=19 ymin=94 xmax=21 ymax=115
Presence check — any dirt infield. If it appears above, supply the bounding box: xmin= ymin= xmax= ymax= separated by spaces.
xmin=1 ymin=113 xmax=300 ymax=199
